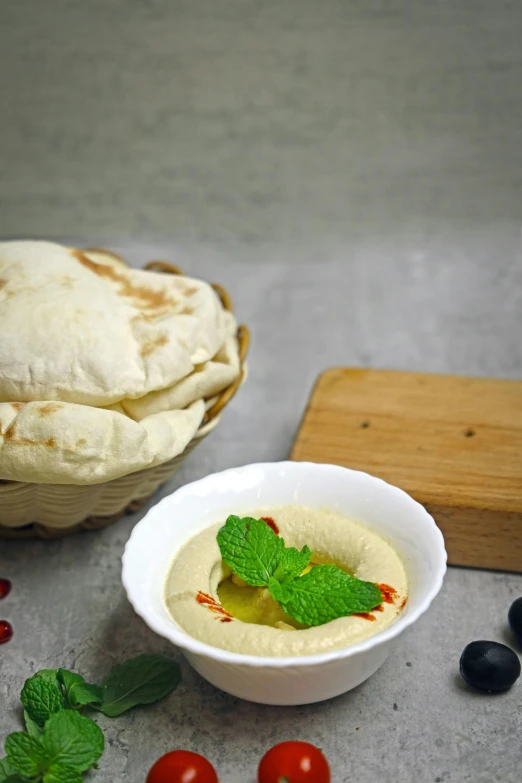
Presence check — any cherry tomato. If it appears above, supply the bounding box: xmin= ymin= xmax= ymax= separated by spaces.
xmin=146 ymin=750 xmax=219 ymax=783
xmin=258 ymin=741 xmax=330 ymax=783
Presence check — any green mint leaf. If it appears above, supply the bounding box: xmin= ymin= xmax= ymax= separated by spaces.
xmin=58 ymin=670 xmax=102 ymax=709
xmin=217 ymin=515 xmax=284 ymax=586
xmin=33 ymin=670 xmax=61 ymax=688
xmin=41 ymin=711 xmax=103 ymax=772
xmin=0 ymin=758 xmax=14 ymax=783
xmin=43 ymin=763 xmax=83 ymax=783
xmin=5 ymin=733 xmax=49 ymax=778
xmin=96 ymin=654 xmax=181 ymax=717
xmin=0 ymin=757 xmax=27 ymax=783
xmin=268 ymin=566 xmax=383 ymax=627
xmin=21 ymin=676 xmax=65 ymax=727
xmin=273 ymin=545 xmax=312 ymax=583
xmin=24 ymin=710 xmax=42 ymax=738
xmin=0 ymin=759 xmax=10 ymax=773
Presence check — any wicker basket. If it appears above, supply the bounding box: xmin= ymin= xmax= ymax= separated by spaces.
xmin=0 ymin=252 xmax=250 ymax=539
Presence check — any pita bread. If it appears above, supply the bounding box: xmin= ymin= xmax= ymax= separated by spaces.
xmin=0 ymin=240 xmax=241 ymax=485
xmin=0 ymin=241 xmax=225 ymax=406
xmin=79 ymin=247 xmax=129 ymax=269
xmin=0 ymin=398 xmax=205 ymax=484
xmin=122 ymin=311 xmax=240 ymax=419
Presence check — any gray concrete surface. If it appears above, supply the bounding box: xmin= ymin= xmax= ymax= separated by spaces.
xmin=1 ymin=1 xmax=522 ymax=782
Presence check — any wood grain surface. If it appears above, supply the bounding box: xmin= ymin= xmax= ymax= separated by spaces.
xmin=291 ymin=368 xmax=522 ymax=572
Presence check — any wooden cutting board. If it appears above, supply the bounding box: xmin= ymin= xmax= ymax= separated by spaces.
xmin=291 ymin=368 xmax=522 ymax=572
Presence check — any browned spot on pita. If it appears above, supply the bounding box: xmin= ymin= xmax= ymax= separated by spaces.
xmin=140 ymin=334 xmax=169 ymax=357
xmin=184 ymin=286 xmax=198 ymax=297
xmin=179 ymin=305 xmax=194 ymax=316
xmin=0 ymin=280 xmax=6 ymax=291
xmin=4 ymin=423 xmax=16 ymax=441
xmin=37 ymin=403 xmax=63 ymax=416
xmin=6 ymin=436 xmax=35 ymax=446
xmin=60 ymin=275 xmax=75 ymax=289
xmin=70 ymin=248 xmax=99 ymax=272
xmin=131 ymin=311 xmax=162 ymax=324
xmin=76 ymin=438 xmax=86 ymax=447
xmin=2 ymin=422 xmax=58 ymax=449
xmin=71 ymin=249 xmax=178 ymax=314
xmin=10 ymin=402 xmax=25 ymax=411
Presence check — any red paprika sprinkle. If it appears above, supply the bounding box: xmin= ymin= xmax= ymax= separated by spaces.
xmin=261 ymin=516 xmax=279 ymax=535
xmin=376 ymin=583 xmax=398 ymax=604
xmin=196 ymin=591 xmax=233 ymax=619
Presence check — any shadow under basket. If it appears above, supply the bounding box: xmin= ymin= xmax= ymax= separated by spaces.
xmin=0 ymin=253 xmax=250 ymax=539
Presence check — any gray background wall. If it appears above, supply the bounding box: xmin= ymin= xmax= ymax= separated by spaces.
xmin=1 ymin=0 xmax=522 ymax=251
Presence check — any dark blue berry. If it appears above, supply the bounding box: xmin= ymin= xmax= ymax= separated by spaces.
xmin=508 ymin=597 xmax=522 ymax=643
xmin=460 ymin=641 xmax=520 ymax=693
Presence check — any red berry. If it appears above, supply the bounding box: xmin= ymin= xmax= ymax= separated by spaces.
xmin=0 ymin=579 xmax=12 ymax=599
xmin=0 ymin=620 xmax=13 ymax=644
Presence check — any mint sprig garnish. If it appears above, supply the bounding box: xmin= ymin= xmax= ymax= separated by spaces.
xmin=217 ymin=516 xmax=285 ymax=585
xmin=273 ymin=544 xmax=312 ymax=583
xmin=0 ymin=655 xmax=181 ymax=782
xmin=217 ymin=515 xmax=383 ymax=627
xmin=268 ymin=566 xmax=383 ymax=626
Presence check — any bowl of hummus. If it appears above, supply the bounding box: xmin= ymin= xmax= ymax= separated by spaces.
xmin=122 ymin=462 xmax=446 ymax=705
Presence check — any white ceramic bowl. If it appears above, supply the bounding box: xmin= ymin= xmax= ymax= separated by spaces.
xmin=122 ymin=462 xmax=446 ymax=705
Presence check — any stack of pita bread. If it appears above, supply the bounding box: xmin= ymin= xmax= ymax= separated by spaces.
xmin=0 ymin=241 xmax=242 ymax=485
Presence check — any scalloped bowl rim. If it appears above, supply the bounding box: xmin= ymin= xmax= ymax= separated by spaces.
xmin=122 ymin=461 xmax=447 ymax=668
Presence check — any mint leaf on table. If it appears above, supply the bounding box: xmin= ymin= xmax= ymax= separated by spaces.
xmin=217 ymin=515 xmax=284 ymax=586
xmin=0 ymin=757 xmax=27 ymax=783
xmin=33 ymin=670 xmax=62 ymax=688
xmin=21 ymin=676 xmax=64 ymax=727
xmin=43 ymin=763 xmax=83 ymax=783
xmin=24 ymin=710 xmax=42 ymax=738
xmin=268 ymin=566 xmax=383 ymax=627
xmin=95 ymin=654 xmax=181 ymax=717
xmin=2 ymin=653 xmax=184 ymax=783
xmin=41 ymin=711 xmax=104 ymax=772
xmin=58 ymin=670 xmax=102 ymax=709
xmin=273 ymin=544 xmax=312 ymax=583
xmin=5 ymin=733 xmax=48 ymax=778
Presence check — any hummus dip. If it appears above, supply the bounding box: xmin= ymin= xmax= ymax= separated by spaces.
xmin=164 ymin=506 xmax=408 ymax=657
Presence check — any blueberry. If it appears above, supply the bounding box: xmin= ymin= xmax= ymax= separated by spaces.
xmin=508 ymin=597 xmax=522 ymax=643
xmin=460 ymin=641 xmax=520 ymax=693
